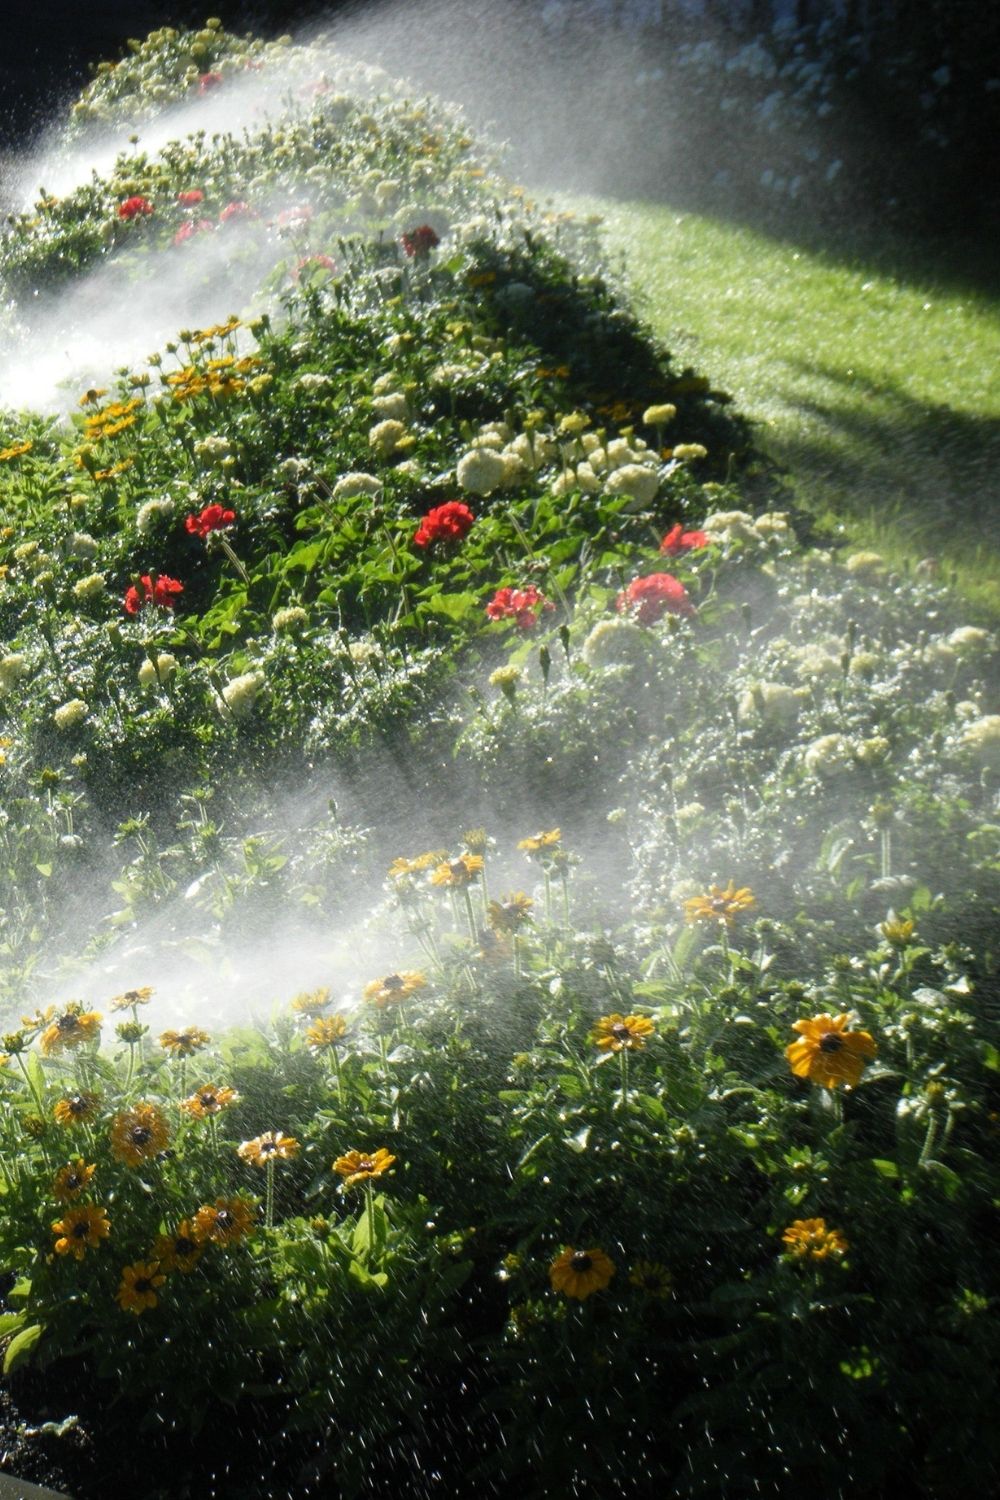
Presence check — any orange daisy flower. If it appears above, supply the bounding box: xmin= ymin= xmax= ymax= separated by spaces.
xmin=786 ymin=1013 xmax=877 ymax=1090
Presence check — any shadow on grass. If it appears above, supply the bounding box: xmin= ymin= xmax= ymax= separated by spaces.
xmin=765 ymin=359 xmax=1000 ymax=586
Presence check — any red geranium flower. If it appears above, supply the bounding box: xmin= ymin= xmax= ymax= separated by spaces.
xmin=219 ymin=201 xmax=254 ymax=223
xmin=173 ymin=219 xmax=213 ymax=246
xmin=486 ymin=585 xmax=555 ymax=630
xmin=659 ymin=522 xmax=710 ymax=557
xmin=615 ymin=573 xmax=695 ymax=624
xmin=278 ymin=204 xmax=313 ymax=226
xmin=198 ymin=72 xmax=223 ymax=93
xmin=414 ymin=501 xmax=474 ymax=549
xmin=292 ymin=254 xmax=337 ymax=283
xmin=401 ymin=225 xmax=440 ymax=258
xmin=176 ymin=190 xmax=205 ymax=206
xmin=118 ymin=196 xmax=154 ymax=220
xmin=185 ymin=504 xmax=236 ymax=539
xmin=124 ymin=575 xmax=184 ymax=615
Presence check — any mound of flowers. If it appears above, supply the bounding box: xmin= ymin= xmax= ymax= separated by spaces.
xmin=0 ymin=18 xmax=997 ymax=1500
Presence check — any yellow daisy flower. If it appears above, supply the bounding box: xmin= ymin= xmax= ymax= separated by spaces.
xmin=53 ymin=1091 xmax=101 ymax=1127
xmin=590 ymin=1014 xmax=655 ymax=1052
xmin=429 ymin=854 xmax=484 ymax=888
xmin=116 ymin=1259 xmax=167 ymax=1314
xmin=305 ymin=1014 xmax=350 ymax=1051
xmin=786 ymin=1013 xmax=877 ymax=1090
xmin=52 ymin=1204 xmax=111 ymax=1260
xmin=238 ymin=1131 xmax=300 ymax=1167
xmin=683 ymin=881 xmax=756 ymax=927
xmin=517 ymin=828 xmax=561 ymax=854
xmin=152 ymin=1221 xmax=204 ymax=1274
xmin=781 ymin=1218 xmax=848 ymax=1262
xmin=110 ymin=1102 xmax=169 ymax=1166
xmin=180 ymin=1083 xmax=239 ymax=1119
xmin=159 ymin=1027 xmax=211 ymax=1057
xmin=332 ymin=1148 xmax=396 ymax=1189
xmin=39 ymin=1004 xmax=102 ymax=1057
xmin=363 ymin=972 xmax=426 ymax=1008
xmin=549 ymin=1246 xmax=616 ymax=1300
xmin=192 ymin=1196 xmax=257 ymax=1247
xmin=51 ymin=1158 xmax=97 ymax=1202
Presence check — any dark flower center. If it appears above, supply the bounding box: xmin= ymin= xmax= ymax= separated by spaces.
xmin=201 ymin=1093 xmax=218 ymax=1110
xmin=383 ymin=974 xmax=405 ymax=991
xmin=819 ymin=1032 xmax=844 ymax=1053
xmin=215 ymin=1210 xmax=232 ymax=1229
xmin=710 ymin=897 xmax=730 ymax=913
xmin=72 ymin=1221 xmax=90 ymax=1238
xmin=357 ymin=1159 xmax=375 ymax=1173
xmin=68 ymin=1095 xmax=89 ymax=1115
xmin=611 ymin=1023 xmax=631 ymax=1040
xmin=260 ymin=1140 xmax=277 ymax=1156
xmin=449 ymin=861 xmax=467 ymax=879
xmin=58 ymin=1014 xmax=80 ymax=1032
xmin=175 ymin=1237 xmax=196 ymax=1257
xmin=130 ymin=1126 xmax=152 ymax=1145
xmin=135 ymin=1278 xmax=153 ymax=1295
xmin=66 ymin=1172 xmax=82 ymax=1190
xmin=570 ymin=1252 xmax=593 ymax=1272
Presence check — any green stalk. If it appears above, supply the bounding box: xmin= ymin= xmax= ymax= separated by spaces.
xmin=265 ymin=1157 xmax=275 ymax=1230
xmin=619 ymin=1049 xmax=629 ymax=1110
xmin=364 ymin=1180 xmax=376 ymax=1256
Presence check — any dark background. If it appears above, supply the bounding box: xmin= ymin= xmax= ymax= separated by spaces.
xmin=1 ymin=0 xmax=348 ymax=144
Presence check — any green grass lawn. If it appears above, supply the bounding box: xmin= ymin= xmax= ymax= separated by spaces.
xmin=568 ymin=197 xmax=1000 ymax=614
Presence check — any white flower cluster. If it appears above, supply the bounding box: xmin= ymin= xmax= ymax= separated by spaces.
xmin=194 ymin=434 xmax=234 ymax=467
xmin=72 ymin=573 xmax=106 ymax=602
xmin=0 ymin=653 xmax=28 ymax=693
xmin=220 ymin=671 xmax=264 ymax=719
xmin=138 ymin=653 xmax=178 ymax=687
xmin=136 ymin=497 xmax=175 ymax=533
xmin=53 ymin=698 xmax=89 ymax=730
xmin=701 ymin=510 xmax=792 ymax=548
xmin=332 ymin=472 xmax=383 ymax=502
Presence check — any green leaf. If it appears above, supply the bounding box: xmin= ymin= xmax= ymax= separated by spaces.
xmin=870 ymin=1158 xmax=899 ymax=1179
xmin=3 ymin=1322 xmax=42 ymax=1374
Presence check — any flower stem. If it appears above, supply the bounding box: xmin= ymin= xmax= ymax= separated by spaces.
xmin=265 ymin=1157 xmax=275 ymax=1230
xmin=619 ymin=1049 xmax=629 ymax=1110
xmin=365 ymin=1180 xmax=376 ymax=1256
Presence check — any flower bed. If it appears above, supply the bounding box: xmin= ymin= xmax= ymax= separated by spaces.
xmin=0 ymin=19 xmax=998 ymax=1500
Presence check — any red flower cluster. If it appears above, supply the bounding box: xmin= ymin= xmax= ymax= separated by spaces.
xmin=401 ymin=225 xmax=440 ymax=258
xmin=219 ymin=201 xmax=253 ymax=223
xmin=124 ymin=575 xmax=184 ymax=615
xmin=173 ymin=219 xmax=213 ymax=246
xmin=660 ymin=522 xmax=710 ymax=557
xmin=292 ymin=255 xmax=337 ymax=283
xmin=486 ymin=585 xmax=554 ymax=630
xmin=118 ymin=196 xmax=153 ymax=220
xmin=176 ymin=190 xmax=205 ymax=206
xmin=198 ymin=71 xmax=223 ymax=93
xmin=615 ymin=573 xmax=695 ymax=625
xmin=414 ymin=501 xmax=474 ymax=549
xmin=185 ymin=504 xmax=236 ymax=539
xmin=278 ymin=205 xmax=313 ymax=225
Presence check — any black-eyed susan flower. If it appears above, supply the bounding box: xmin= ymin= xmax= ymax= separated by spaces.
xmin=590 ymin=1013 xmax=655 ymax=1052
xmin=116 ymin=1259 xmax=167 ymax=1314
xmin=109 ymin=986 xmax=154 ymax=1013
xmin=38 ymin=1003 xmax=102 ymax=1057
xmin=238 ymin=1131 xmax=300 ymax=1166
xmin=53 ymin=1091 xmax=101 ymax=1127
xmin=388 ymin=849 xmax=448 ymax=879
xmin=305 ymin=1014 xmax=350 ymax=1051
xmin=51 ymin=1158 xmax=97 ymax=1202
xmin=429 ymin=854 xmax=484 ymax=888
xmin=518 ymin=828 xmax=561 ymax=855
xmin=880 ymin=916 xmax=915 ymax=947
xmin=192 ymin=1196 xmax=256 ymax=1247
xmin=159 ymin=1027 xmax=211 ymax=1057
xmin=786 ymin=1013 xmax=877 ymax=1090
xmin=684 ymin=881 xmax=756 ymax=927
xmin=781 ymin=1218 xmax=848 ymax=1262
xmin=363 ymin=971 xmax=426 ymax=1008
xmin=549 ymin=1246 xmax=616 ymax=1300
xmin=289 ymin=987 xmax=331 ymax=1017
xmin=110 ymin=1102 xmax=169 ymax=1166
xmin=487 ymin=893 xmax=533 ymax=934
xmin=152 ymin=1220 xmax=204 ymax=1274
xmin=180 ymin=1083 xmax=239 ymax=1119
xmin=629 ymin=1260 xmax=674 ymax=1298
xmin=52 ymin=1204 xmax=111 ymax=1260
xmin=333 ymin=1148 xmax=396 ymax=1189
